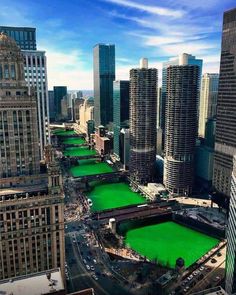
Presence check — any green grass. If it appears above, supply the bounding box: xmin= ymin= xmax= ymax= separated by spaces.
xmin=69 ymin=159 xmax=114 ymax=177
xmin=62 ymin=137 xmax=86 ymax=145
xmin=88 ymin=182 xmax=146 ymax=212
xmin=124 ymin=221 xmax=219 ymax=268
xmin=52 ymin=129 xmax=76 ymax=136
xmin=63 ymin=147 xmax=97 ymax=157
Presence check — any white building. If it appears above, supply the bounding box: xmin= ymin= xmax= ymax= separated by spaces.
xmin=23 ymin=50 xmax=50 ymax=159
xmin=198 ymin=73 xmax=219 ymax=138
xmin=78 ymin=98 xmax=94 ymax=133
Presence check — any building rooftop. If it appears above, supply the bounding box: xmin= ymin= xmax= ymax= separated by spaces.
xmin=0 ymin=32 xmax=19 ymax=50
xmin=192 ymin=286 xmax=228 ymax=295
xmin=0 ymin=183 xmax=48 ymax=197
xmin=0 ymin=268 xmax=64 ymax=295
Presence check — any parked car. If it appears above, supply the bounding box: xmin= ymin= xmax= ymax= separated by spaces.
xmin=92 ymin=274 xmax=98 ymax=281
xmin=86 ymin=265 xmax=90 ymax=271
xmin=211 ymin=258 xmax=217 ymax=263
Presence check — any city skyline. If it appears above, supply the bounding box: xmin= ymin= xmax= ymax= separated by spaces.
xmin=0 ymin=0 xmax=235 ymax=89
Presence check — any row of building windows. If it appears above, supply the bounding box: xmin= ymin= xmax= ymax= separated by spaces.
xmin=0 ymin=64 xmax=16 ymax=80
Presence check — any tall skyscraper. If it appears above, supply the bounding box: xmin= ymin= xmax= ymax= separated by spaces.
xmin=23 ymin=50 xmax=50 ymax=158
xmin=198 ymin=73 xmax=219 ymax=138
xmin=77 ymin=98 xmax=94 ymax=135
xmin=53 ymin=86 xmax=67 ymax=121
xmin=0 ymin=26 xmax=36 ymax=50
xmin=48 ymin=90 xmax=55 ymax=121
xmin=113 ymin=80 xmax=129 ymax=159
xmin=129 ymin=58 xmax=157 ymax=184
xmin=164 ymin=65 xmax=199 ymax=196
xmin=0 ymin=33 xmax=65 ymax=280
xmin=213 ymin=8 xmax=236 ymax=198
xmin=225 ymin=155 xmax=236 ymax=294
xmin=0 ymin=34 xmax=40 ymax=179
xmin=1 ymin=26 xmax=50 ymax=159
xmin=93 ymin=44 xmax=115 ymax=127
xmin=161 ymin=54 xmax=202 ymax=149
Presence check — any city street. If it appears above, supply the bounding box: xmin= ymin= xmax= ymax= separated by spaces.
xmin=65 ymin=221 xmax=133 ymax=295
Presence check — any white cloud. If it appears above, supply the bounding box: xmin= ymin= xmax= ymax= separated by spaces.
xmin=144 ymin=36 xmax=185 ymax=46
xmin=159 ymin=42 xmax=216 ymax=56
xmin=45 ymin=49 xmax=93 ymax=90
xmin=116 ymin=60 xmax=163 ymax=86
xmin=103 ymin=0 xmax=184 ymax=17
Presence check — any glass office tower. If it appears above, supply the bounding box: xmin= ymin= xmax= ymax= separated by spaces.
xmin=113 ymin=80 xmax=129 ymax=158
xmin=53 ymin=86 xmax=67 ymax=121
xmin=93 ymin=44 xmax=115 ymax=127
xmin=0 ymin=26 xmax=36 ymax=50
xmin=213 ymin=8 xmax=236 ymax=198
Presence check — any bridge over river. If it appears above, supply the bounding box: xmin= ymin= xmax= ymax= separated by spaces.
xmin=92 ymin=202 xmax=175 ymax=222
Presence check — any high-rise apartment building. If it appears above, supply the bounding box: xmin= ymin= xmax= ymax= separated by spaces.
xmin=129 ymin=58 xmax=157 ymax=184
xmin=0 ymin=34 xmax=40 ymax=179
xmin=164 ymin=65 xmax=199 ymax=195
xmin=198 ymin=73 xmax=219 ymax=138
xmin=48 ymin=90 xmax=55 ymax=121
xmin=0 ymin=33 xmax=65 ymax=281
xmin=24 ymin=50 xmax=50 ymax=158
xmin=72 ymin=97 xmax=84 ymax=122
xmin=120 ymin=128 xmax=130 ymax=169
xmin=0 ymin=26 xmax=36 ymax=50
xmin=1 ymin=26 xmax=50 ymax=159
xmin=213 ymin=8 xmax=236 ymax=198
xmin=53 ymin=86 xmax=67 ymax=121
xmin=161 ymin=54 xmax=202 ymax=149
xmin=76 ymin=98 xmax=94 ymax=136
xmin=113 ymin=80 xmax=129 ymax=159
xmin=225 ymin=155 xmax=236 ymax=294
xmin=93 ymin=44 xmax=115 ymax=127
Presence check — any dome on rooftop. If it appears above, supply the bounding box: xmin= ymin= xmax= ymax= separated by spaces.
xmin=0 ymin=32 xmax=19 ymax=50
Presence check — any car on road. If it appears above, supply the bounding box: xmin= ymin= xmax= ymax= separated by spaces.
xmin=86 ymin=265 xmax=90 ymax=271
xmin=199 ymin=266 xmax=205 ymax=271
xmin=91 ymin=266 xmax=95 ymax=271
xmin=187 ymin=275 xmax=193 ymax=281
xmin=93 ymin=259 xmax=97 ymax=264
xmin=83 ymin=259 xmax=87 ymax=264
xmin=73 ymin=239 xmax=76 ymax=243
xmin=92 ymin=274 xmax=98 ymax=281
xmin=214 ymin=276 xmax=221 ymax=282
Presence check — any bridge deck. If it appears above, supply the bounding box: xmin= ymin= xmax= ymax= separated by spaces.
xmin=92 ymin=202 xmax=172 ymax=221
xmin=71 ymin=170 xmax=127 ymax=182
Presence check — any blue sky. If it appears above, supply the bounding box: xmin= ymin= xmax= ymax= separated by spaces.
xmin=1 ymin=0 xmax=235 ymax=89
